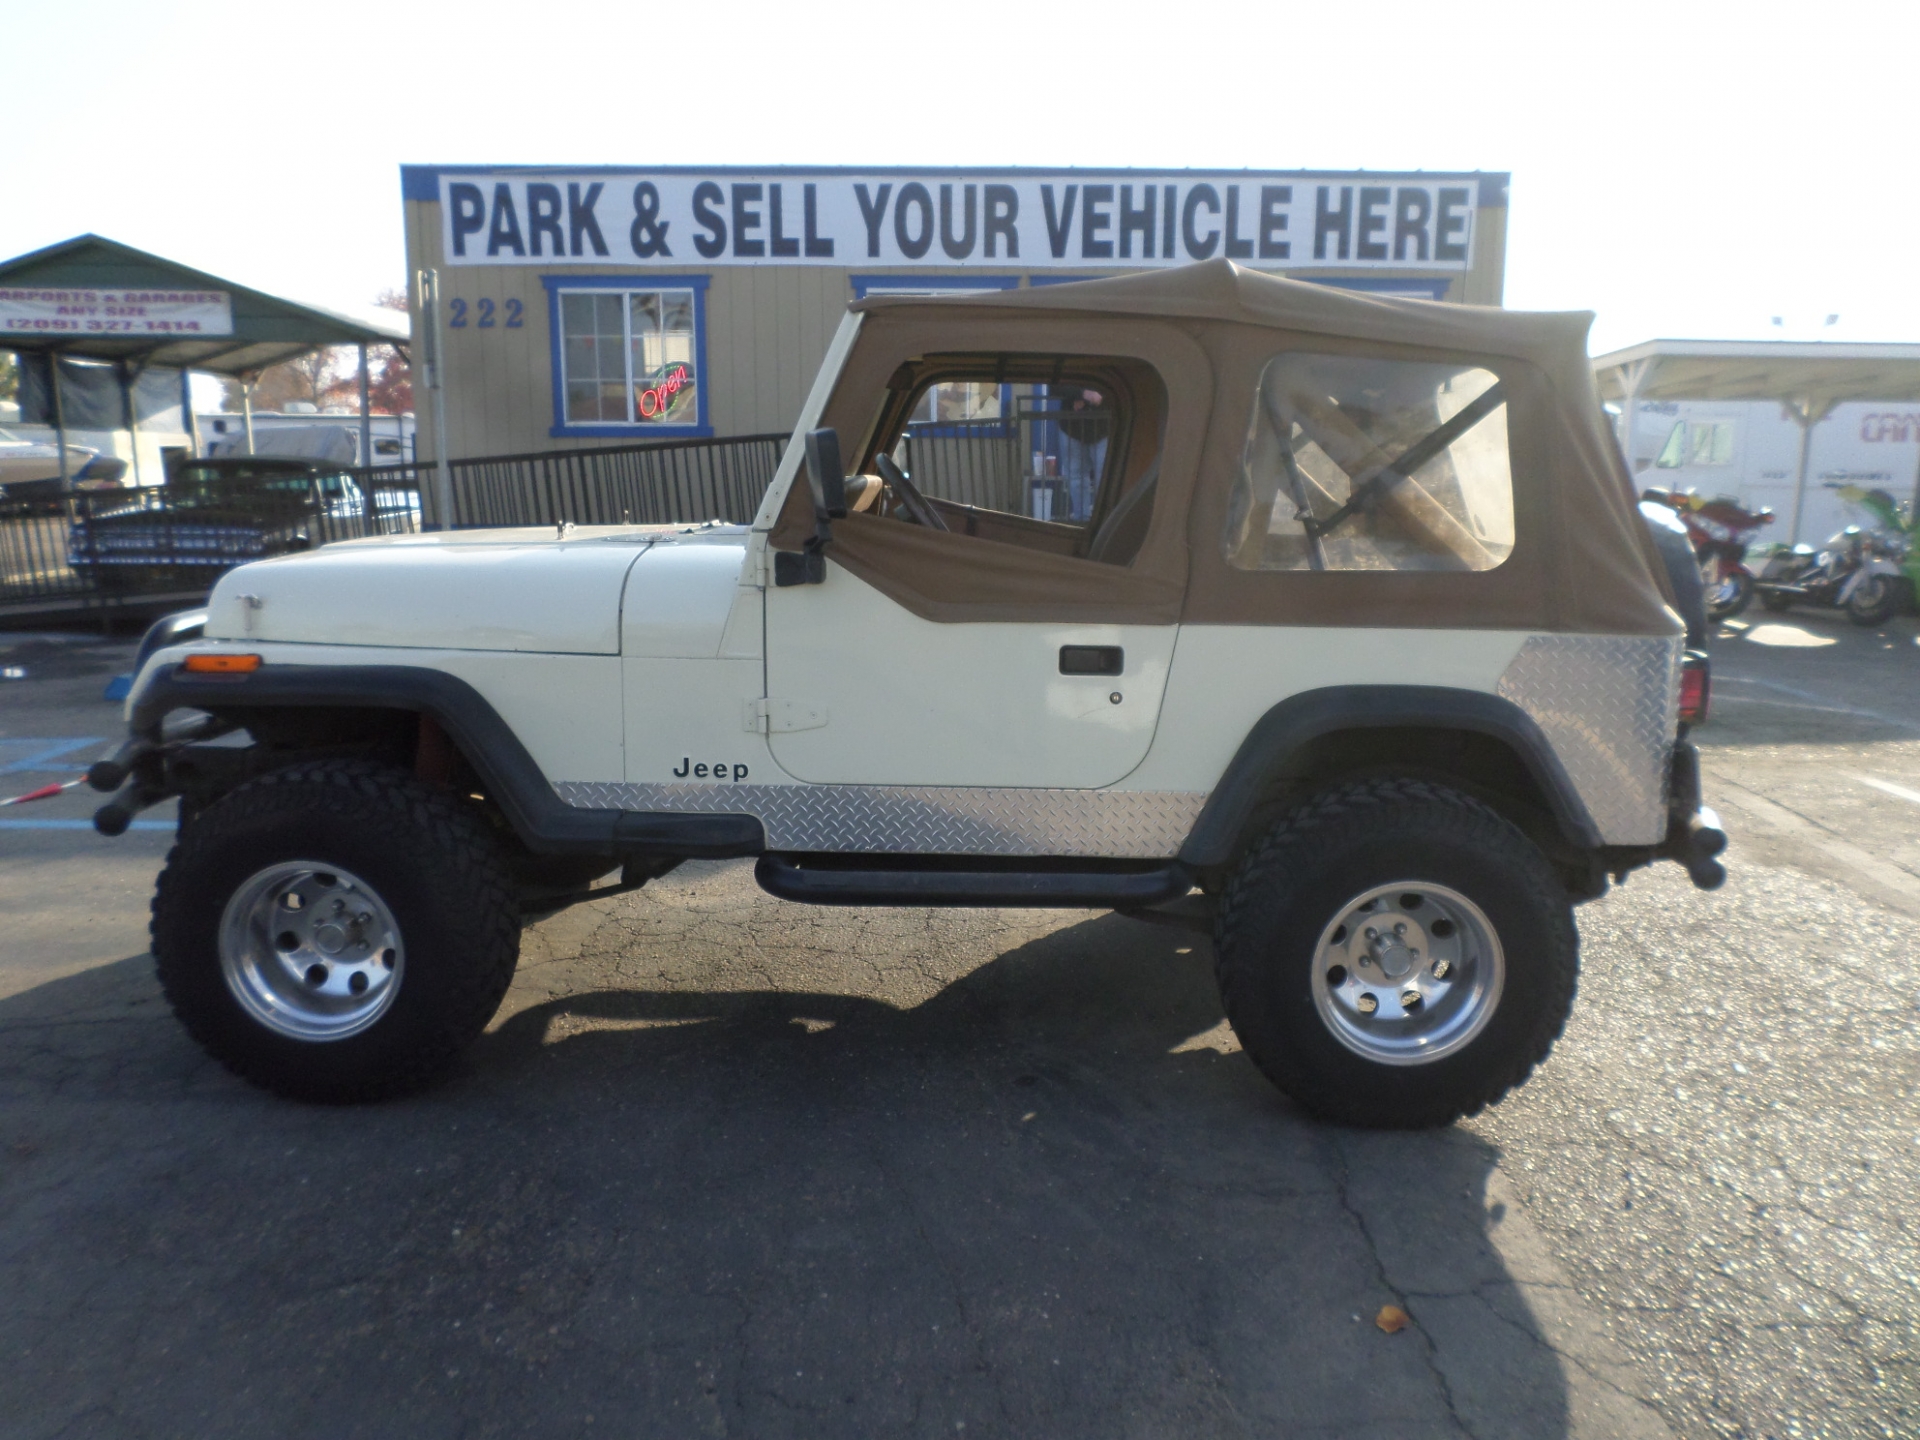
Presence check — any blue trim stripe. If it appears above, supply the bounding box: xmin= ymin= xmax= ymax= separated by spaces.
xmin=850 ymin=274 xmax=1020 ymax=299
xmin=399 ymin=165 xmax=442 ymax=202
xmin=402 ymin=164 xmax=1508 ymax=185
xmin=0 ymin=819 xmax=171 ymax=831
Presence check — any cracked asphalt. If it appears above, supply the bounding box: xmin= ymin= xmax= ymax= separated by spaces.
xmin=2 ymin=611 xmax=1917 ymax=1439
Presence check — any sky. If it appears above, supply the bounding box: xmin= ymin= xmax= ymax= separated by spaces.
xmin=3 ymin=0 xmax=1915 ymax=355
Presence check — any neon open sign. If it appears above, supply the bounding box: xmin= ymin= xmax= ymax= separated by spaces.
xmin=637 ymin=364 xmax=691 ymax=419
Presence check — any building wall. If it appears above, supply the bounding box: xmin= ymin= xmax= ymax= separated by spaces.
xmin=400 ymin=169 xmax=1511 ymax=462
xmin=1629 ymin=399 xmax=1920 ymax=543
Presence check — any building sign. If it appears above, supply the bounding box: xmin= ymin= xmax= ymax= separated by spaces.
xmin=0 ymin=287 xmax=234 ymax=337
xmin=433 ymin=170 xmax=1483 ymax=272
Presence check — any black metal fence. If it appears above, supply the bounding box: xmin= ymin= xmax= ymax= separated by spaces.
xmin=425 ymin=432 xmax=786 ymax=529
xmin=0 ymin=432 xmax=787 ymax=615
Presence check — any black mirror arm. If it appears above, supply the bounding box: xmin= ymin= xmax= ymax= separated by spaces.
xmin=776 ymin=428 xmax=848 ymax=586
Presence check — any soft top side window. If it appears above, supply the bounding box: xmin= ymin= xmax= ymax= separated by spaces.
xmin=858 ymin=353 xmax=1168 ymax=568
xmin=1225 ymin=353 xmax=1515 ymax=573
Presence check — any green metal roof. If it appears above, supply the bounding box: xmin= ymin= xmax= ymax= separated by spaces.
xmin=0 ymin=234 xmax=406 ymax=376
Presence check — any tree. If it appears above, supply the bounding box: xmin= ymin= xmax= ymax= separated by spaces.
xmin=212 ymin=290 xmax=413 ymax=415
xmin=365 ymin=289 xmax=413 ymax=415
xmin=0 ymin=350 xmax=18 ymax=405
xmin=234 ymin=346 xmax=352 ymax=412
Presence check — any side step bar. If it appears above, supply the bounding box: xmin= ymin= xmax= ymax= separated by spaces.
xmin=755 ymin=853 xmax=1193 ymax=908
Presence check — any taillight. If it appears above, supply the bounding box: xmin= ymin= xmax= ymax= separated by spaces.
xmin=1678 ymin=650 xmax=1710 ymax=725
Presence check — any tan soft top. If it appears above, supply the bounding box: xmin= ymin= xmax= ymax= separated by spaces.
xmin=787 ymin=260 xmax=1679 ymax=637
xmin=854 ymin=257 xmax=1592 ymax=369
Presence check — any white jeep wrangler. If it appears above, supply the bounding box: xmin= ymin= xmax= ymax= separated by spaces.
xmin=95 ymin=261 xmax=1723 ymax=1128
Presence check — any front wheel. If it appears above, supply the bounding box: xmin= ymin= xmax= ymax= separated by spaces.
xmin=1846 ymin=574 xmax=1903 ymax=626
xmin=152 ymin=760 xmax=521 ymax=1102
xmin=1213 ymin=779 xmax=1578 ymax=1129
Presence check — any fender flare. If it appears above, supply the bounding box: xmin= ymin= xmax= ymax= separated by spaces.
xmin=131 ymin=663 xmax=764 ymax=858
xmin=1177 ymin=685 xmax=1603 ymax=868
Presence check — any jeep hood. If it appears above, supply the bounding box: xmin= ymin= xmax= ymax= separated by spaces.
xmin=203 ymin=526 xmax=742 ymax=655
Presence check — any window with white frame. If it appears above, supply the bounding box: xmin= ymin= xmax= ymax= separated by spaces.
xmin=557 ymin=286 xmax=699 ymax=427
xmin=1655 ymin=418 xmax=1735 ymax=468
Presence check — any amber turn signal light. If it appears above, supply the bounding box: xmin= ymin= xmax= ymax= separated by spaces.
xmin=182 ymin=653 xmax=262 ymax=674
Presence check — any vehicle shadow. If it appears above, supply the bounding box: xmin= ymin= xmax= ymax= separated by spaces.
xmin=0 ymin=881 xmax=1581 ymax=1439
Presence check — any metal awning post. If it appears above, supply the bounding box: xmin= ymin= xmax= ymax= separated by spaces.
xmin=1611 ymin=357 xmax=1655 ymax=467
xmin=357 ymin=343 xmax=371 ymax=469
xmin=1784 ymin=396 xmax=1835 ymax=546
xmin=182 ymin=369 xmax=202 ymax=462
xmin=117 ymin=359 xmax=144 ymax=489
xmin=49 ymin=352 xmax=71 ymax=495
xmin=417 ymin=269 xmax=455 ymax=530
xmin=241 ymin=377 xmax=256 ymax=456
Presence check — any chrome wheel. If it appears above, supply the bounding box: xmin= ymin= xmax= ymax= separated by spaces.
xmin=1309 ymin=881 xmax=1504 ymax=1067
xmin=217 ymin=861 xmax=404 ymax=1042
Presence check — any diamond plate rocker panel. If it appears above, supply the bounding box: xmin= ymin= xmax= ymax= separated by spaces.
xmin=1497 ymin=634 xmax=1680 ymax=846
xmin=552 ymin=781 xmax=1210 ymax=858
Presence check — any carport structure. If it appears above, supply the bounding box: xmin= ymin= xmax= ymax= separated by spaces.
xmin=1593 ymin=339 xmax=1920 ymax=543
xmin=0 ymin=234 xmax=407 ymax=488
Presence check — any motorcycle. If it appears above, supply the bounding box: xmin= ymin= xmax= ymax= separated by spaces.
xmin=1642 ymin=488 xmax=1773 ymax=621
xmin=1754 ymin=487 xmax=1917 ymax=627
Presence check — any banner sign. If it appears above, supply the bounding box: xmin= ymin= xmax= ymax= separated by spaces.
xmin=434 ymin=170 xmax=1482 ymax=272
xmin=0 ymin=287 xmax=233 ymax=338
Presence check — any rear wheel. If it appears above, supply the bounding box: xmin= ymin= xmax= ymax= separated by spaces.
xmin=1705 ymin=568 xmax=1753 ymax=620
xmin=152 ymin=759 xmax=520 ymax=1102
xmin=1213 ymin=779 xmax=1578 ymax=1129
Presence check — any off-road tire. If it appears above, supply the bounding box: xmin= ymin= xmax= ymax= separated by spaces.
xmin=1213 ymin=778 xmax=1578 ymax=1129
xmin=152 ymin=759 xmax=520 ymax=1102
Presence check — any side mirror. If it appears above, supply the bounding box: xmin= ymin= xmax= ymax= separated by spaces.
xmin=805 ymin=428 xmax=848 ymax=520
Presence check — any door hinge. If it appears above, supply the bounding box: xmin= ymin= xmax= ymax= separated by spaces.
xmin=744 ymin=698 xmax=829 ymax=734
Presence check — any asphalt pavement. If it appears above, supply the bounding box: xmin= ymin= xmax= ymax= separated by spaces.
xmin=1 ymin=611 xmax=1916 ymax=1439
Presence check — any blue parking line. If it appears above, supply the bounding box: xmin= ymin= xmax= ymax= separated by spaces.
xmin=0 ymin=737 xmax=104 ymax=775
xmin=0 ymin=818 xmax=172 ymax=831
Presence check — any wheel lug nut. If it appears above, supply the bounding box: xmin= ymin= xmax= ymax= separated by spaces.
xmin=1365 ymin=928 xmax=1378 ymax=942
xmin=1430 ymin=959 xmax=1451 ymax=979
xmin=1394 ymin=923 xmax=1407 ymax=936
xmin=1356 ymin=992 xmax=1379 ymax=1014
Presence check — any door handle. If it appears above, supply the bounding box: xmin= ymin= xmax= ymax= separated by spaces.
xmin=1059 ymin=645 xmax=1124 ymax=676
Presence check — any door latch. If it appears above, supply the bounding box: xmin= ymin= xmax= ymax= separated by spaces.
xmin=1058 ymin=645 xmax=1123 ymax=676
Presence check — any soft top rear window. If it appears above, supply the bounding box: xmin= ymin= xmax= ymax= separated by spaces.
xmin=1226 ymin=352 xmax=1514 ymax=573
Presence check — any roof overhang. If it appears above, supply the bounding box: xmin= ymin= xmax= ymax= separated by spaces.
xmin=0 ymin=234 xmax=406 ymax=376
xmin=1593 ymin=338 xmax=1920 ymax=417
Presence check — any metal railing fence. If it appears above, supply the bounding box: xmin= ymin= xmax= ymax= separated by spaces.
xmin=422 ymin=431 xmax=786 ymax=529
xmin=0 ymin=432 xmax=788 ymax=613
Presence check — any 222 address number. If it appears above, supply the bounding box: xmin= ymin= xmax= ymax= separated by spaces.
xmin=447 ymin=298 xmax=522 ymax=329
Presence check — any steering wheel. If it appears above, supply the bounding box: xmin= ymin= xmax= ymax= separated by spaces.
xmin=873 ymin=452 xmax=950 ymax=532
